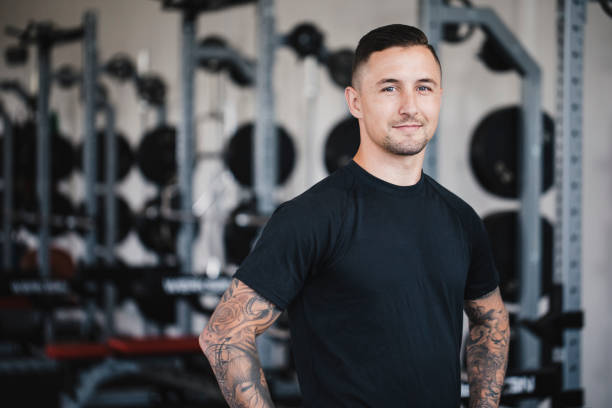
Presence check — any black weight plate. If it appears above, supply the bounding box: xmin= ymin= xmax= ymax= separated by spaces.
xmin=76 ymin=130 xmax=135 ymax=183
xmin=482 ymin=210 xmax=553 ymax=304
xmin=224 ymin=123 xmax=296 ymax=187
xmin=136 ymin=193 xmax=200 ymax=256
xmin=105 ymin=53 xmax=136 ymax=82
xmin=93 ymin=196 xmax=134 ymax=245
xmin=22 ymin=190 xmax=75 ymax=236
xmin=136 ymin=74 xmax=166 ymax=107
xmin=324 ymin=116 xmax=360 ymax=174
xmin=137 ymin=125 xmax=177 ymax=186
xmin=223 ymin=199 xmax=260 ymax=266
xmin=469 ymin=106 xmax=555 ymax=199
xmin=326 ymin=48 xmax=354 ymax=88
xmin=6 ymin=120 xmax=75 ymax=183
xmin=477 ymin=36 xmax=516 ymax=73
xmin=286 ymin=22 xmax=325 ymax=59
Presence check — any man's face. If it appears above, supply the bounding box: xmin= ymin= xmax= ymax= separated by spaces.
xmin=346 ymin=45 xmax=442 ymax=157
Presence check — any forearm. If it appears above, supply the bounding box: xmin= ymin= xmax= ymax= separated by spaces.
xmin=465 ymin=300 xmax=510 ymax=407
xmin=199 ymin=279 xmax=280 ymax=408
xmin=200 ymin=330 xmax=275 ymax=408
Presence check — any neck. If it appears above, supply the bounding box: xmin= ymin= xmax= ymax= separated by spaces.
xmin=353 ymin=147 xmax=425 ymax=187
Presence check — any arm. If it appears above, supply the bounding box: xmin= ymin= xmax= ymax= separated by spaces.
xmin=199 ymin=278 xmax=282 ymax=408
xmin=464 ymin=287 xmax=510 ymax=408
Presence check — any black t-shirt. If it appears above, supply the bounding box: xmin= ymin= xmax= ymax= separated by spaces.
xmin=235 ymin=160 xmax=499 ymax=407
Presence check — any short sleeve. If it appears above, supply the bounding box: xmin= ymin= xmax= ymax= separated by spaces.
xmin=464 ymin=210 xmax=500 ymax=300
xmin=233 ymin=197 xmax=333 ymax=310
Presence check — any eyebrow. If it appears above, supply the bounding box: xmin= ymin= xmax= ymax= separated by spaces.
xmin=375 ymin=77 xmax=439 ymax=87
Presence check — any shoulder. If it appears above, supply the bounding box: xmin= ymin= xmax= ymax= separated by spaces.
xmin=276 ymin=166 xmax=355 ymax=219
xmin=422 ymin=174 xmax=483 ymax=232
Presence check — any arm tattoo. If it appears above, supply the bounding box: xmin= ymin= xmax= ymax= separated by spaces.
xmin=199 ymin=279 xmax=281 ymax=408
xmin=464 ymin=289 xmax=510 ymax=408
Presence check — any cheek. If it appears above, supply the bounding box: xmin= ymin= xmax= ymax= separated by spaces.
xmin=420 ymin=97 xmax=441 ymax=122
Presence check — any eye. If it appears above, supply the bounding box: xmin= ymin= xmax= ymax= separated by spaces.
xmin=417 ymin=85 xmax=432 ymax=92
xmin=382 ymin=86 xmax=396 ymax=92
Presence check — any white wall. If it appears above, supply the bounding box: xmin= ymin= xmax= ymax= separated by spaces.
xmin=0 ymin=0 xmax=610 ymax=406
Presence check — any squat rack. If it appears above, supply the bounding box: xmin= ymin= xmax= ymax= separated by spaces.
xmin=420 ymin=0 xmax=585 ymax=405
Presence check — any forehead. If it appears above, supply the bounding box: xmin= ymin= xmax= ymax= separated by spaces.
xmin=360 ymin=45 xmax=441 ymax=85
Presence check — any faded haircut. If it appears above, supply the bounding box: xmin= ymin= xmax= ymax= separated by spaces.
xmin=351 ymin=24 xmax=441 ymax=88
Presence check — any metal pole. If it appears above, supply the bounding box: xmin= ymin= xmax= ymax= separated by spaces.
xmin=104 ymin=103 xmax=117 ymax=262
xmin=418 ymin=0 xmax=443 ymax=180
xmin=555 ymin=0 xmax=585 ymax=395
xmin=177 ymin=11 xmax=196 ymax=333
xmin=83 ymin=11 xmax=98 ymax=265
xmin=1 ymin=104 xmax=13 ymax=269
xmin=254 ymin=0 xmax=277 ymax=215
xmin=517 ymin=62 xmax=543 ymax=377
xmin=102 ymin=102 xmax=117 ymax=337
xmin=36 ymin=40 xmax=52 ymax=278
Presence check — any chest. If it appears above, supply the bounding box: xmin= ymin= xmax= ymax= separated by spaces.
xmin=313 ymin=195 xmax=470 ymax=301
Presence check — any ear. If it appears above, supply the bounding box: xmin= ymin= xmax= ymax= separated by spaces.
xmin=345 ymin=86 xmax=363 ymax=119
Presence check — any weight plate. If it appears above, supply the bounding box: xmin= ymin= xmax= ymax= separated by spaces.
xmin=324 ymin=116 xmax=360 ymax=174
xmin=469 ymin=106 xmax=555 ymax=199
xmin=224 ymin=122 xmax=296 ymax=187
xmin=483 ymin=210 xmax=553 ymax=304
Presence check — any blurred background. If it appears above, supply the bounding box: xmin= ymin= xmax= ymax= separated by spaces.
xmin=0 ymin=0 xmax=610 ymax=407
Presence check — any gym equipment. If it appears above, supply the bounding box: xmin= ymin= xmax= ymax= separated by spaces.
xmin=19 ymin=247 xmax=76 ymax=280
xmin=3 ymin=45 xmax=28 ymax=66
xmin=76 ymin=130 xmax=135 ymax=183
xmin=284 ymin=23 xmax=325 ymax=59
xmin=325 ymin=48 xmax=354 ymax=88
xmin=324 ymin=116 xmax=360 ymax=174
xmin=599 ymin=0 xmax=612 ymax=18
xmin=136 ymin=74 xmax=167 ymax=107
xmin=159 ymin=0 xmax=255 ymax=13
xmin=54 ymin=64 xmax=80 ymax=89
xmin=77 ymin=196 xmax=134 ymax=245
xmin=136 ymin=192 xmax=200 ymax=257
xmin=103 ymin=53 xmax=136 ymax=82
xmin=483 ymin=210 xmax=553 ymax=303
xmin=21 ymin=191 xmax=76 ymax=236
xmin=136 ymin=125 xmax=177 ymax=185
xmin=224 ymin=122 xmax=296 ymax=187
xmin=478 ymin=34 xmax=517 ymax=72
xmin=441 ymin=0 xmax=476 ymax=43
xmin=197 ymin=36 xmax=229 ymax=72
xmin=2 ymin=118 xmax=75 ymax=184
xmin=196 ymin=35 xmax=256 ymax=86
xmin=469 ymin=105 xmax=554 ymax=199
xmin=223 ymin=199 xmax=266 ymax=265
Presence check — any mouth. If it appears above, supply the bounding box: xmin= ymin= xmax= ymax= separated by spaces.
xmin=392 ymin=123 xmax=423 ymax=130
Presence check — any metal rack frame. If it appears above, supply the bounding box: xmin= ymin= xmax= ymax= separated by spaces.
xmin=554 ymin=0 xmax=585 ymax=400
xmin=419 ymin=1 xmax=544 ymax=404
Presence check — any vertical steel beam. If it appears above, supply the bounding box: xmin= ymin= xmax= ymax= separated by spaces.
xmin=1 ymin=105 xmax=13 ymax=269
xmin=518 ymin=63 xmax=543 ymax=374
xmin=36 ymin=40 xmax=52 ymax=278
xmin=555 ymin=0 xmax=585 ymax=393
xmin=418 ymin=0 xmax=443 ymax=180
xmin=102 ymin=102 xmax=117 ymax=337
xmin=254 ymin=0 xmax=277 ymax=215
xmin=177 ymin=11 xmax=197 ymax=333
xmin=83 ymin=11 xmax=98 ymax=265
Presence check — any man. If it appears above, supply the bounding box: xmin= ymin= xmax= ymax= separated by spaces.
xmin=200 ymin=24 xmax=509 ymax=407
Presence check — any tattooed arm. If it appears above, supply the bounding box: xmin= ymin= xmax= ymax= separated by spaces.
xmin=199 ymin=278 xmax=282 ymax=408
xmin=464 ymin=287 xmax=510 ymax=408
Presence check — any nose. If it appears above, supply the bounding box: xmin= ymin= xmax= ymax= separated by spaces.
xmin=398 ymin=90 xmax=418 ymax=116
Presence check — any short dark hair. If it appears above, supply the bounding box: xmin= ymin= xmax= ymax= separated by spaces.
xmin=351 ymin=24 xmax=441 ymax=87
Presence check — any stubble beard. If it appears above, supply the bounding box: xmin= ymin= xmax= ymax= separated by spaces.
xmin=382 ymin=130 xmax=430 ymax=156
